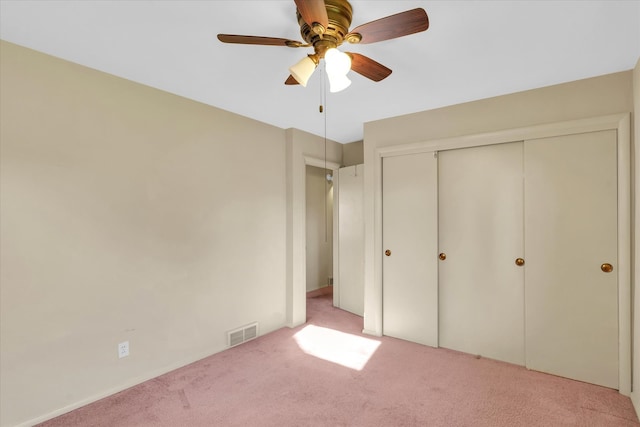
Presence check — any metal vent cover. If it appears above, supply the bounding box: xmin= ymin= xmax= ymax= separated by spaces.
xmin=227 ymin=322 xmax=258 ymax=347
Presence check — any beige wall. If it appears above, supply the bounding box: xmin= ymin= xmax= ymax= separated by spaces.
xmin=362 ymin=70 xmax=635 ymax=359
xmin=0 ymin=41 xmax=292 ymax=426
xmin=365 ymin=71 xmax=633 ymax=148
xmin=342 ymin=140 xmax=364 ymax=166
xmin=305 ymin=165 xmax=333 ymax=291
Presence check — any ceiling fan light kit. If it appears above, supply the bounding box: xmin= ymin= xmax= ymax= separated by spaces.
xmin=289 ymin=54 xmax=319 ymax=87
xmin=217 ymin=0 xmax=429 ymax=92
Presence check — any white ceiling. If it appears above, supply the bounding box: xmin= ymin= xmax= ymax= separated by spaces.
xmin=1 ymin=1 xmax=639 ymax=144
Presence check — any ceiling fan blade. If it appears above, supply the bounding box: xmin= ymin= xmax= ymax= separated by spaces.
xmin=285 ymin=75 xmax=300 ymax=85
xmin=347 ymin=53 xmax=392 ymax=82
xmin=346 ymin=8 xmax=429 ymax=44
xmin=294 ymin=0 xmax=329 ymax=29
xmin=217 ymin=34 xmax=303 ymax=47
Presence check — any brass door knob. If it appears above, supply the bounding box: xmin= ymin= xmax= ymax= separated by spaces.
xmin=601 ymin=263 xmax=613 ymax=273
xmin=385 ymin=249 xmax=391 ymax=257
xmin=515 ymin=258 xmax=525 ymax=266
xmin=439 ymin=253 xmax=446 ymax=261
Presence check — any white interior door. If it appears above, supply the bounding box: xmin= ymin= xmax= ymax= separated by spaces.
xmin=338 ymin=164 xmax=364 ymax=316
xmin=382 ymin=152 xmax=438 ymax=347
xmin=438 ymin=143 xmax=525 ymax=365
xmin=524 ymin=130 xmax=618 ymax=389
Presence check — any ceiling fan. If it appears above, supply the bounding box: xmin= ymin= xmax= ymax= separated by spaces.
xmin=217 ymin=0 xmax=429 ymax=92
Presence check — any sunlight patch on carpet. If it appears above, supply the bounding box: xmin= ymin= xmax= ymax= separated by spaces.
xmin=293 ymin=325 xmax=381 ymax=371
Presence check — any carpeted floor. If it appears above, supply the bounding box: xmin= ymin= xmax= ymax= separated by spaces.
xmin=39 ymin=292 xmax=639 ymax=426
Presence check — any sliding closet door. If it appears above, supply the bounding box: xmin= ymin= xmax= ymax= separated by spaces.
xmin=524 ymin=130 xmax=618 ymax=389
xmin=382 ymin=152 xmax=438 ymax=347
xmin=438 ymin=143 xmax=525 ymax=365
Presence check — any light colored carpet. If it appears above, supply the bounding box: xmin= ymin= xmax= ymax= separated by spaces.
xmin=39 ymin=293 xmax=639 ymax=426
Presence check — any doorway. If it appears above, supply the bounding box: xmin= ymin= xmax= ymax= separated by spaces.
xmin=305 ymin=165 xmax=334 ymax=301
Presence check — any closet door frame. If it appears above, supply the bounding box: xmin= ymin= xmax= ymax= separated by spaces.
xmin=371 ymin=113 xmax=631 ymax=395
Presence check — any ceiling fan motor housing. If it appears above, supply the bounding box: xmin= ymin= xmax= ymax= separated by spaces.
xmin=297 ymin=0 xmax=355 ymax=58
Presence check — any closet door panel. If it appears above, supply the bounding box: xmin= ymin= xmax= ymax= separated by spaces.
xmin=338 ymin=164 xmax=364 ymax=316
xmin=524 ymin=130 xmax=618 ymax=389
xmin=382 ymin=152 xmax=438 ymax=347
xmin=438 ymin=143 xmax=525 ymax=365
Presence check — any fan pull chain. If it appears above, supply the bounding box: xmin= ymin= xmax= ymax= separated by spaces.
xmin=321 ymin=64 xmax=329 ymax=243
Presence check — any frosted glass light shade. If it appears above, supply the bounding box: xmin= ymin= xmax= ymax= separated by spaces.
xmin=289 ymin=56 xmax=317 ymax=87
xmin=328 ymin=74 xmax=351 ymax=93
xmin=325 ymin=48 xmax=351 ymax=76
xmin=325 ymin=48 xmax=352 ymax=93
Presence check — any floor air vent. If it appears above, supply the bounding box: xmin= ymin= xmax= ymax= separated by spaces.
xmin=227 ymin=322 xmax=258 ymax=347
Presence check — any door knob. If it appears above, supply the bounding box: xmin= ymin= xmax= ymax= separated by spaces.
xmin=601 ymin=263 xmax=613 ymax=273
xmin=439 ymin=253 xmax=446 ymax=260
xmin=515 ymin=258 xmax=525 ymax=266
xmin=385 ymin=249 xmax=391 ymax=257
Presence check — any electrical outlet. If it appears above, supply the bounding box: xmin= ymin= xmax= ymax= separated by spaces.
xmin=118 ymin=341 xmax=129 ymax=358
